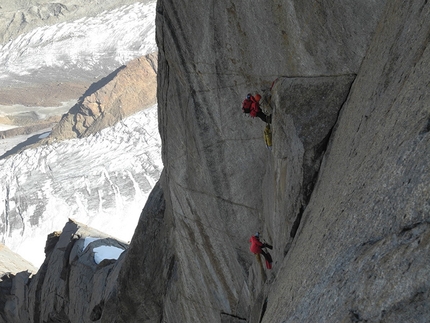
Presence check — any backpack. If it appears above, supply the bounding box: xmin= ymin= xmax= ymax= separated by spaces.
xmin=242 ymin=98 xmax=252 ymax=114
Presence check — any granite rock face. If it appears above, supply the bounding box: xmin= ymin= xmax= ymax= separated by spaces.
xmin=149 ymin=0 xmax=429 ymax=322
xmin=101 ymin=181 xmax=168 ymax=323
xmin=263 ymin=2 xmax=430 ymax=321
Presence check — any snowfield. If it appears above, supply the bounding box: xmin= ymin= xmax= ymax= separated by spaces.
xmin=0 ymin=1 xmax=157 ymax=83
xmin=0 ymin=105 xmax=162 ymax=267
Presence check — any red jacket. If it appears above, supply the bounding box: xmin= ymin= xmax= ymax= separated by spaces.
xmin=249 ymin=235 xmax=263 ymax=254
xmin=242 ymin=98 xmax=252 ymax=113
xmin=250 ymin=94 xmax=261 ymax=117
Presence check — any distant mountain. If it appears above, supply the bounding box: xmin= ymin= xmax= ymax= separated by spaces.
xmin=0 ymin=0 xmax=156 ymax=138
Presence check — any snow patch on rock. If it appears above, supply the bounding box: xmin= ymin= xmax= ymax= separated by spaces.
xmin=93 ymin=245 xmax=124 ymax=264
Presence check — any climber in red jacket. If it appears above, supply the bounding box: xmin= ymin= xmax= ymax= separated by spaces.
xmin=249 ymin=232 xmax=273 ymax=269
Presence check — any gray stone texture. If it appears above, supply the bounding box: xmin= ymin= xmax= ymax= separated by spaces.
xmin=263 ymin=1 xmax=430 ymax=321
xmin=101 ymin=181 xmax=168 ymax=323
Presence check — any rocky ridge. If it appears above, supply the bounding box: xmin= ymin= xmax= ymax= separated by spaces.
xmin=46 ymin=52 xmax=157 ymax=141
xmin=0 ymin=220 xmax=128 ymax=323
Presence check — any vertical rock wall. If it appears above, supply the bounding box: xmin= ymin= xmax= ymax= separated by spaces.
xmin=151 ymin=0 xmax=387 ymax=322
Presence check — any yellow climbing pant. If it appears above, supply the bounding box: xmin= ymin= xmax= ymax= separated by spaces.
xmin=264 ymin=124 xmax=272 ymax=148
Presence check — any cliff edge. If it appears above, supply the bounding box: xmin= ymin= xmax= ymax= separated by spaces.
xmin=144 ymin=0 xmax=429 ymax=322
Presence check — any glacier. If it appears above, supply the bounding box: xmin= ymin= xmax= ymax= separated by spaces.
xmin=0 ymin=105 xmax=162 ymax=267
xmin=0 ymin=1 xmax=157 ymax=84
xmin=0 ymin=0 xmax=160 ymax=268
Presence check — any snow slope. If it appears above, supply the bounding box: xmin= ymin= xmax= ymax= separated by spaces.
xmin=0 ymin=105 xmax=162 ymax=267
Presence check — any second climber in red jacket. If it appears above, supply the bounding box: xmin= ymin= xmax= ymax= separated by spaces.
xmin=249 ymin=232 xmax=273 ymax=269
